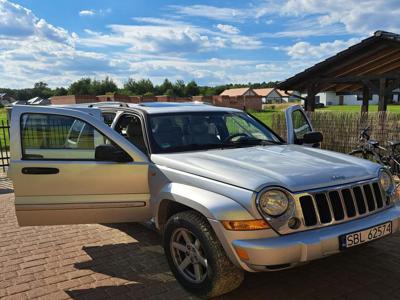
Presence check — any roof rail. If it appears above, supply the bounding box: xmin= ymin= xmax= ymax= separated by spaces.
xmin=87 ymin=102 xmax=129 ymax=108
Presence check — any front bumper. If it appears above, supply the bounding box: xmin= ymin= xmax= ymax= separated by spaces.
xmin=232 ymin=204 xmax=400 ymax=271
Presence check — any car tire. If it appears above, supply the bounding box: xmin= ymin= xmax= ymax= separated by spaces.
xmin=163 ymin=210 xmax=244 ymax=298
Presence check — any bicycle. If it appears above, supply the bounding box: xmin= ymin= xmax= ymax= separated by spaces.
xmin=349 ymin=126 xmax=400 ymax=178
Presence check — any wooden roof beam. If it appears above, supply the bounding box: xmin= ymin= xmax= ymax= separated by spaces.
xmin=335 ymin=83 xmax=364 ymax=93
xmin=330 ymin=48 xmax=400 ymax=77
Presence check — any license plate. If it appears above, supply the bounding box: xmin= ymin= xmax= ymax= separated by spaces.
xmin=339 ymin=221 xmax=392 ymax=249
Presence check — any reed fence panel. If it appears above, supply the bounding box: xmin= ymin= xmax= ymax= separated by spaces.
xmin=270 ymin=111 xmax=400 ymax=154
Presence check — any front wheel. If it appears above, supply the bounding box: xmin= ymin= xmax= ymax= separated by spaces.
xmin=163 ymin=211 xmax=244 ymax=298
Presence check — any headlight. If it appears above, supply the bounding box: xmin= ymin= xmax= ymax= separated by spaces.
xmin=380 ymin=169 xmax=394 ymax=193
xmin=259 ymin=189 xmax=289 ymax=217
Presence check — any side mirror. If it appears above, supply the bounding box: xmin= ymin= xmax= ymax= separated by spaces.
xmin=95 ymin=144 xmax=132 ymax=162
xmin=302 ymin=132 xmax=323 ymax=144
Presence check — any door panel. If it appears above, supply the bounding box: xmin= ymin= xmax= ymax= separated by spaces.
xmin=9 ymin=106 xmax=151 ymax=226
xmin=285 ymin=105 xmax=315 ymax=145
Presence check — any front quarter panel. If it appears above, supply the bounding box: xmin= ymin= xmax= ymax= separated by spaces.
xmin=154 ymin=182 xmax=255 ymax=222
xmin=153 ymin=182 xmax=278 ymax=271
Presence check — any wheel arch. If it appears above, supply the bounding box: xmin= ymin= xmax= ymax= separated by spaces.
xmin=154 ymin=183 xmax=255 ymax=231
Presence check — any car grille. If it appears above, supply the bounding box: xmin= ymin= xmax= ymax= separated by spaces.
xmin=298 ymin=181 xmax=389 ymax=227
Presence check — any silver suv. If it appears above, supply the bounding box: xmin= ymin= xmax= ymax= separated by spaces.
xmin=9 ymin=102 xmax=400 ymax=298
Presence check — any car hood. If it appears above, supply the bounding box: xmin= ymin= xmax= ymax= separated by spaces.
xmin=151 ymin=144 xmax=380 ymax=192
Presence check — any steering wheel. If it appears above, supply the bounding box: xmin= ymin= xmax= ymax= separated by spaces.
xmin=223 ymin=133 xmax=250 ymax=142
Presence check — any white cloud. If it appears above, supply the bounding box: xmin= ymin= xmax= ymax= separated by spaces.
xmin=0 ymin=0 xmax=74 ymax=44
xmin=169 ymin=5 xmax=247 ymax=21
xmin=79 ymin=10 xmax=95 ymax=17
xmin=277 ymin=0 xmax=400 ymax=35
xmin=79 ymin=8 xmax=111 ymax=17
xmin=282 ymin=38 xmax=361 ymax=61
xmin=216 ymin=24 xmax=240 ymax=34
xmin=171 ymin=1 xmax=400 ymax=37
xmin=79 ymin=21 xmax=261 ymax=52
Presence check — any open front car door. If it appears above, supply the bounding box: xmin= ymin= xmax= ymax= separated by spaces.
xmin=8 ymin=105 xmax=151 ymax=226
xmin=285 ymin=105 xmax=323 ymax=147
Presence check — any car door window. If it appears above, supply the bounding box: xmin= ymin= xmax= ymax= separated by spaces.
xmin=21 ymin=113 xmax=111 ymax=160
xmin=115 ymin=114 xmax=147 ymax=153
xmin=292 ymin=110 xmax=312 ymax=141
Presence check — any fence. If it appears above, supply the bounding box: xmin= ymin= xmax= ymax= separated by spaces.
xmin=0 ymin=120 xmax=10 ymax=172
xmin=271 ymin=111 xmax=400 ymax=153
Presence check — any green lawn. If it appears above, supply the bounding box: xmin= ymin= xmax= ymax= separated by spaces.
xmin=0 ymin=108 xmax=7 ymax=123
xmin=252 ymin=111 xmax=275 ymax=127
xmin=318 ymin=104 xmax=400 ymax=112
xmin=0 ymin=108 xmax=9 ymax=150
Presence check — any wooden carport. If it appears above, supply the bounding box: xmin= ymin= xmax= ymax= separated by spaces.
xmin=278 ymin=31 xmax=400 ymax=112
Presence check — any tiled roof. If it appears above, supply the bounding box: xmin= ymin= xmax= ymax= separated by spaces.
xmin=220 ymin=87 xmax=251 ymax=97
xmin=276 ymin=89 xmax=294 ymax=97
xmin=253 ymin=88 xmax=275 ymax=97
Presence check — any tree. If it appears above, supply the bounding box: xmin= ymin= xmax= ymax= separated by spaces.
xmin=173 ymin=80 xmax=185 ymax=97
xmin=34 ymin=82 xmax=48 ymax=90
xmin=124 ymin=78 xmax=153 ymax=95
xmin=136 ymin=79 xmax=154 ymax=95
xmin=92 ymin=77 xmax=118 ymax=95
xmin=124 ymin=78 xmax=139 ymax=95
xmin=184 ymin=80 xmax=200 ymax=96
xmin=159 ymin=79 xmax=173 ymax=95
xmin=33 ymin=82 xmax=52 ymax=98
xmin=165 ymin=89 xmax=174 ymax=97
xmin=68 ymin=78 xmax=93 ymax=95
xmin=53 ymin=87 xmax=68 ymax=96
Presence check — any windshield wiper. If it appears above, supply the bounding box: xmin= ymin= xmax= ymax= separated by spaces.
xmin=162 ymin=143 xmax=225 ymax=152
xmin=159 ymin=139 xmax=283 ymax=153
xmin=225 ymin=138 xmax=283 ymax=147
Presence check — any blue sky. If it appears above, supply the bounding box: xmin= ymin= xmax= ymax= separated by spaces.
xmin=1 ymin=0 xmax=399 ymax=88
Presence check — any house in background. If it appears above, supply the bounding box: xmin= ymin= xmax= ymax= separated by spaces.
xmin=219 ymin=87 xmax=258 ymax=97
xmin=277 ymin=90 xmax=301 ymax=102
xmin=0 ymin=93 xmax=15 ymax=106
xmin=303 ymin=91 xmax=396 ymax=106
xmin=254 ymin=88 xmax=300 ymax=103
xmin=254 ymin=88 xmax=280 ymax=103
xmin=26 ymin=97 xmax=51 ymax=105
xmin=218 ymin=87 xmax=262 ymax=110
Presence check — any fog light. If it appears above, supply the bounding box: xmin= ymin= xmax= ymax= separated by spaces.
xmin=288 ymin=217 xmax=301 ymax=229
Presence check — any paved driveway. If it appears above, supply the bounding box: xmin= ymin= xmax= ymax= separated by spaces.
xmin=2 ymin=186 xmax=400 ymax=299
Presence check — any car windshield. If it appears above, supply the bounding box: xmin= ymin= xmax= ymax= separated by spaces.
xmin=148 ymin=111 xmax=282 ymax=153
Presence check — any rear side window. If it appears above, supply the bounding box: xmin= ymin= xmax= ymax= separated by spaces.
xmin=21 ymin=113 xmax=109 ymax=160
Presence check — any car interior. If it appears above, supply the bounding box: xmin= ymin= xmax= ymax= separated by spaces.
xmin=115 ymin=114 xmax=147 ymax=153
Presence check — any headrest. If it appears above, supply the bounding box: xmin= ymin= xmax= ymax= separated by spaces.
xmin=190 ymin=118 xmax=208 ymax=134
xmin=126 ymin=122 xmax=142 ymax=137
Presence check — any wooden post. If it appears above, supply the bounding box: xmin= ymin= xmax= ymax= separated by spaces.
xmin=339 ymin=95 xmax=344 ymax=105
xmin=378 ymin=77 xmax=387 ymax=112
xmin=306 ymin=85 xmax=316 ymax=112
xmin=361 ymin=85 xmax=370 ymax=113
